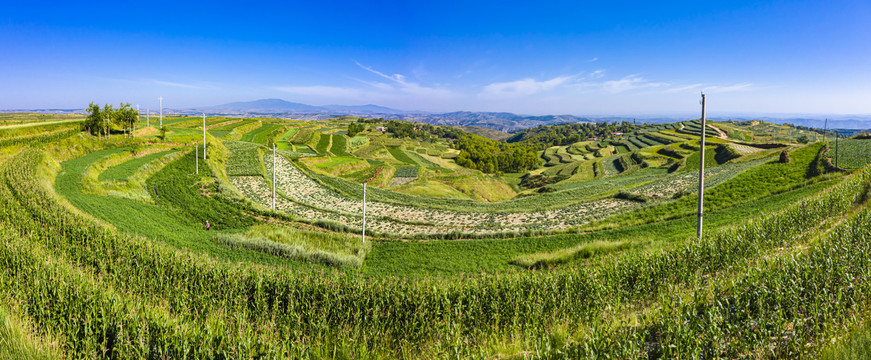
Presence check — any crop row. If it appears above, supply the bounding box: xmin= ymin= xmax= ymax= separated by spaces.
xmin=1 ymin=146 xmax=869 ymax=358
xmin=225 ymin=141 xmax=264 ymax=176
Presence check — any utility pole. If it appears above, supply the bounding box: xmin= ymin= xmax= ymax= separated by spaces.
xmin=202 ymin=113 xmax=207 ymax=160
xmin=135 ymin=104 xmax=139 ymax=139
xmin=146 ymin=109 xmax=150 ymax=128
xmin=159 ymin=96 xmax=163 ymax=128
xmin=103 ymin=109 xmax=108 ymax=140
xmin=362 ymin=183 xmax=367 ymax=243
xmin=697 ymin=92 xmax=706 ymax=239
xmin=836 ymin=133 xmax=839 ymax=167
xmin=272 ymin=142 xmax=276 ymax=210
xmin=824 ymin=118 xmax=828 ymax=144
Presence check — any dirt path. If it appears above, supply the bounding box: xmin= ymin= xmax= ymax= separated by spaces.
xmin=707 ymin=123 xmax=728 ymax=139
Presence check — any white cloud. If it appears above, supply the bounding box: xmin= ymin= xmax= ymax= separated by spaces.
xmin=589 ymin=69 xmax=605 ymax=79
xmin=481 ymin=76 xmax=574 ymax=97
xmin=601 ymin=75 xmax=665 ymax=93
xmin=353 ymin=61 xmax=455 ymax=99
xmin=705 ymin=83 xmax=754 ymax=93
xmin=152 ymin=79 xmax=200 ymax=89
xmin=664 ymin=83 xmax=704 ymax=93
xmin=587 ymin=57 xmax=599 ymax=63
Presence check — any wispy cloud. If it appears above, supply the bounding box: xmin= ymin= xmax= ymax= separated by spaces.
xmin=601 ymin=75 xmax=665 ymax=93
xmin=587 ymin=57 xmax=599 ymax=63
xmin=355 ymin=61 xmax=407 ymax=85
xmin=481 ymin=76 xmax=575 ymax=98
xmin=664 ymin=83 xmax=704 ymax=93
xmin=152 ymin=79 xmax=200 ymax=89
xmin=353 ymin=61 xmax=454 ymax=98
xmin=705 ymin=83 xmax=754 ymax=92
xmin=589 ymin=69 xmax=605 ymax=79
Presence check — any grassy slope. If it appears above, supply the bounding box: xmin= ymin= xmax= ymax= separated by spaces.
xmin=55 ymin=147 xmax=306 ymax=268
xmin=828 ymin=138 xmax=871 ymax=169
xmin=820 ymin=317 xmax=871 ymax=360
xmin=97 ymin=149 xmax=177 ymax=182
xmin=0 ymin=305 xmax=59 ymax=360
xmin=584 ymin=143 xmax=825 ymax=230
xmin=452 ymin=126 xmax=511 ymax=141
xmin=363 ymin=178 xmax=833 ymax=277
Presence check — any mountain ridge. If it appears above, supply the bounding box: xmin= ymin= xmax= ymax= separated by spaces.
xmin=5 ymin=98 xmax=871 ymax=131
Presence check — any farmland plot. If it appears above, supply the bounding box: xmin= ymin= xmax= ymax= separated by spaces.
xmin=234 ymin=154 xmax=643 ymax=236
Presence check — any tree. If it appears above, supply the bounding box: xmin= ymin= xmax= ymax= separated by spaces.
xmin=83 ymin=102 xmax=104 ymax=137
xmin=82 ymin=102 xmax=139 ymax=139
xmin=796 ymin=134 xmax=810 ymax=144
xmin=115 ymin=103 xmax=138 ymax=138
xmin=101 ymin=104 xmax=114 ymax=139
xmin=347 ymin=122 xmax=366 ymax=137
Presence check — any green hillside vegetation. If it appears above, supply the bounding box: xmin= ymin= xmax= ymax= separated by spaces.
xmin=452 ymin=125 xmax=512 ymax=140
xmin=3 ymin=112 xmax=871 ymax=359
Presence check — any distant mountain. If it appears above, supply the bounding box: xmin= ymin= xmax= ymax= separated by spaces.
xmin=13 ymin=98 xmax=868 ymax=133
xmin=200 ymin=99 xmax=390 ymax=114
xmin=188 ymin=99 xmax=598 ymax=132
xmin=410 ymin=112 xmax=595 ymax=132
xmin=322 ymin=104 xmax=399 ymax=113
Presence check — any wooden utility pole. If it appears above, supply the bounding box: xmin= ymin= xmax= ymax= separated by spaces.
xmin=202 ymin=113 xmax=207 ymax=160
xmin=135 ymin=104 xmax=139 ymax=139
xmin=697 ymin=92 xmax=706 ymax=239
xmin=195 ymin=145 xmax=198 ymax=174
xmin=824 ymin=118 xmax=828 ymax=144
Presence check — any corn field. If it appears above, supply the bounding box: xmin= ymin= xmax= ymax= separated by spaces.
xmin=0 ymin=135 xmax=868 ymax=359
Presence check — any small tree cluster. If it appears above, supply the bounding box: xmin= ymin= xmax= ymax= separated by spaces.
xmin=83 ymin=102 xmax=139 ymax=139
xmin=796 ymin=134 xmax=810 ymax=144
xmin=347 ymin=122 xmax=366 ymax=137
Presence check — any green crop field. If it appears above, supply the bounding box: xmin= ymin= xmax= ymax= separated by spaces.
xmin=2 ymin=113 xmax=870 ymax=359
xmin=828 ymin=138 xmax=871 ymax=169
xmin=98 ymin=149 xmax=177 ymax=182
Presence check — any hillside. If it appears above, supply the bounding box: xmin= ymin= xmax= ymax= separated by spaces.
xmin=2 ymin=112 xmax=871 ymax=358
xmin=451 ymin=125 xmax=511 ymax=140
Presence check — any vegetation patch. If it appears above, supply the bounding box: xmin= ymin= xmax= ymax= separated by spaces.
xmin=510 ymin=240 xmax=634 ymax=268
xmin=213 ymin=224 xmax=369 ymax=268
xmin=224 ymin=141 xmax=263 ymax=176
xmin=394 ymin=166 xmax=419 ymax=178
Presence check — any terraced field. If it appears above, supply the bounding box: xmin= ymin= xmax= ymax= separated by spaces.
xmin=3 ymin=113 xmax=870 ymax=359
xmin=98 ymin=148 xmax=177 ymax=181
xmin=829 ymin=138 xmax=871 ymax=169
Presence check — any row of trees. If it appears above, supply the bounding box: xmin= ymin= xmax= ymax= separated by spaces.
xmin=83 ymin=102 xmax=138 ymax=139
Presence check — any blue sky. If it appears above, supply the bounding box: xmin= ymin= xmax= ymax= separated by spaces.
xmin=1 ymin=0 xmax=869 ymax=116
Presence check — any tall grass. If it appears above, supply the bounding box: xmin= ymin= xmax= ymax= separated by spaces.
xmin=213 ymin=224 xmax=370 ymax=268
xmin=0 ymin=304 xmax=60 ymax=360
xmin=510 ymin=240 xmax=635 ymax=268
